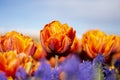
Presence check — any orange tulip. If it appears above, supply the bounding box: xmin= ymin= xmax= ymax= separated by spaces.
xmin=5 ymin=51 xmax=19 ymax=76
xmin=82 ymin=29 xmax=107 ymax=59
xmin=0 ymin=51 xmax=19 ymax=77
xmin=3 ymin=31 xmax=36 ymax=55
xmin=101 ymin=35 xmax=116 ymax=57
xmin=104 ymin=35 xmax=120 ymax=63
xmin=40 ymin=21 xmax=76 ymax=55
xmin=33 ymin=44 xmax=46 ymax=60
xmin=111 ymin=36 xmax=120 ymax=53
xmin=82 ymin=29 xmax=120 ymax=60
xmin=0 ymin=36 xmax=4 ymax=52
xmin=69 ymin=37 xmax=82 ymax=54
xmin=0 ymin=52 xmax=6 ymax=71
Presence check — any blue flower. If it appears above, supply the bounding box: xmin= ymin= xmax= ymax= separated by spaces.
xmin=60 ymin=54 xmax=80 ymax=80
xmin=34 ymin=58 xmax=52 ymax=80
xmin=51 ymin=68 xmax=59 ymax=80
xmin=93 ymin=54 xmax=105 ymax=66
xmin=104 ymin=68 xmax=117 ymax=80
xmin=15 ymin=67 xmax=28 ymax=80
xmin=0 ymin=71 xmax=7 ymax=80
xmin=79 ymin=61 xmax=94 ymax=80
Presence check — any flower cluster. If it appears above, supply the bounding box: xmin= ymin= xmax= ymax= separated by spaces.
xmin=0 ymin=31 xmax=45 ymax=79
xmin=0 ymin=20 xmax=120 ymax=80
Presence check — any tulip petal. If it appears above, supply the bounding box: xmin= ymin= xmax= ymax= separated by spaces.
xmin=47 ymin=37 xmax=60 ymax=52
xmin=58 ymin=36 xmax=71 ymax=53
xmin=40 ymin=32 xmax=52 ymax=53
xmin=0 ymin=53 xmax=6 ymax=71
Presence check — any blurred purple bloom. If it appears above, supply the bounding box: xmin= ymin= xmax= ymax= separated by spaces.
xmin=104 ymin=68 xmax=117 ymax=80
xmin=0 ymin=71 xmax=7 ymax=80
xmin=15 ymin=67 xmax=28 ymax=80
xmin=60 ymin=54 xmax=80 ymax=80
xmin=79 ymin=61 xmax=94 ymax=80
xmin=93 ymin=54 xmax=105 ymax=66
xmin=33 ymin=58 xmax=52 ymax=80
xmin=51 ymin=68 xmax=59 ymax=80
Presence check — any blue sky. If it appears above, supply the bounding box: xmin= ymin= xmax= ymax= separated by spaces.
xmin=0 ymin=0 xmax=120 ymax=37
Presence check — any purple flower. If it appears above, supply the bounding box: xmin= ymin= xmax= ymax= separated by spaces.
xmin=51 ymin=68 xmax=59 ymax=80
xmin=79 ymin=61 xmax=94 ymax=80
xmin=33 ymin=58 xmax=51 ymax=80
xmin=0 ymin=71 xmax=7 ymax=80
xmin=15 ymin=67 xmax=28 ymax=80
xmin=93 ymin=54 xmax=105 ymax=66
xmin=60 ymin=54 xmax=80 ymax=80
xmin=104 ymin=68 xmax=117 ymax=80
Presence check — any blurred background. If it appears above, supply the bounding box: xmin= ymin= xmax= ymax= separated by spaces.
xmin=0 ymin=0 xmax=120 ymax=41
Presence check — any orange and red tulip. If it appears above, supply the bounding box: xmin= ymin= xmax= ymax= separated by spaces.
xmin=0 ymin=51 xmax=19 ymax=77
xmin=70 ymin=37 xmax=82 ymax=54
xmin=3 ymin=31 xmax=36 ymax=55
xmin=40 ymin=21 xmax=76 ymax=54
xmin=82 ymin=29 xmax=107 ymax=59
xmin=82 ymin=29 xmax=120 ymax=60
xmin=33 ymin=44 xmax=46 ymax=60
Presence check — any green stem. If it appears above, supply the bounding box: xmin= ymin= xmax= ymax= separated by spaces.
xmin=55 ymin=55 xmax=58 ymax=69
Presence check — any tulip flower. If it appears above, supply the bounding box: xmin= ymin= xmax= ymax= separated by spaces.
xmin=0 ymin=36 xmax=4 ymax=52
xmin=82 ymin=29 xmax=120 ymax=62
xmin=82 ymin=29 xmax=107 ymax=59
xmin=0 ymin=52 xmax=6 ymax=71
xmin=69 ymin=37 xmax=82 ymax=54
xmin=111 ymin=36 xmax=120 ymax=53
xmin=33 ymin=44 xmax=46 ymax=60
xmin=0 ymin=51 xmax=19 ymax=77
xmin=101 ymin=35 xmax=120 ymax=62
xmin=3 ymin=31 xmax=36 ymax=55
xmin=40 ymin=21 xmax=76 ymax=55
